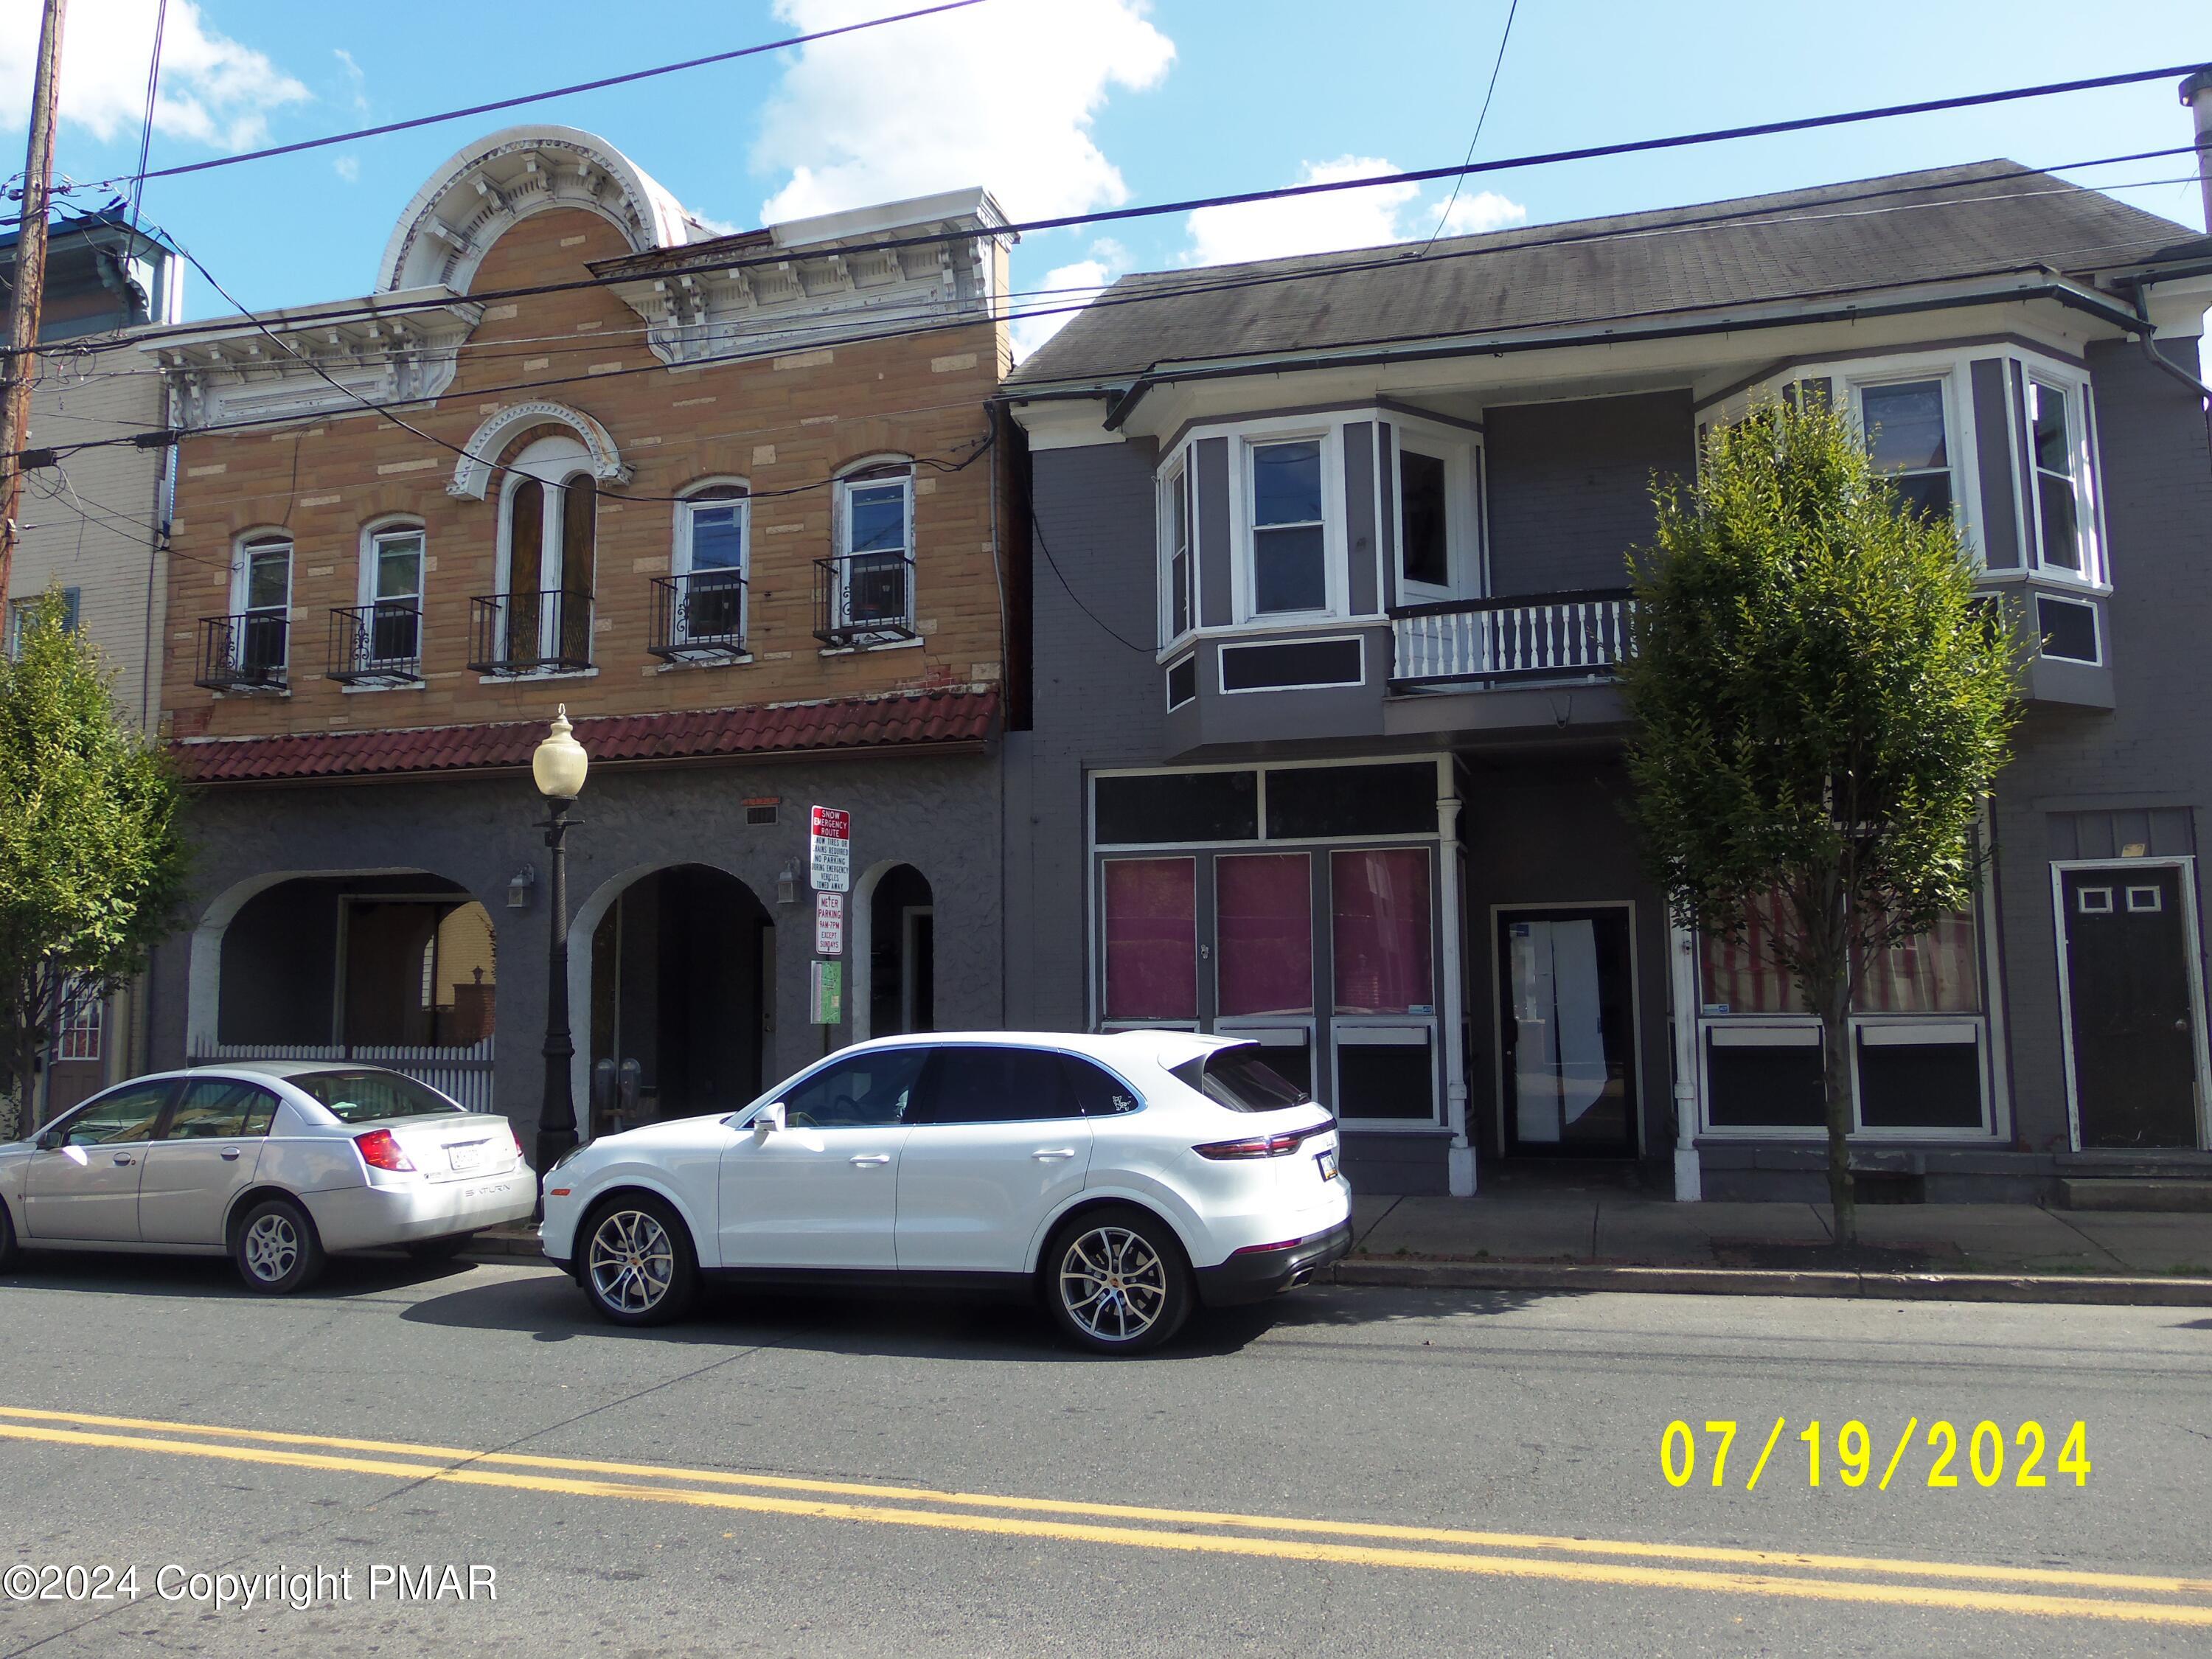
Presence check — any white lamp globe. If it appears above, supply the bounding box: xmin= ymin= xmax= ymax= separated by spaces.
xmin=532 ymin=704 xmax=589 ymax=800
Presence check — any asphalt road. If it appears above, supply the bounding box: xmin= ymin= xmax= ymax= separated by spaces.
xmin=0 ymin=1250 xmax=2207 ymax=1658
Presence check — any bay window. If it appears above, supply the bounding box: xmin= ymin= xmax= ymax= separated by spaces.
xmin=2028 ymin=378 xmax=2096 ymax=580
xmin=1857 ymin=378 xmax=1954 ymax=522
xmin=1161 ymin=459 xmax=1192 ymax=643
xmin=1248 ymin=437 xmax=1328 ymax=615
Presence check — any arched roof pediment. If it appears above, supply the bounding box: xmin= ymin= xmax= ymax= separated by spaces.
xmin=378 ymin=124 xmax=698 ymax=296
xmin=448 ymin=401 xmax=630 ymax=500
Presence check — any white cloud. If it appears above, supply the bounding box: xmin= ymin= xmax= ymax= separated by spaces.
xmin=333 ymin=46 xmax=368 ymax=114
xmin=0 ymin=0 xmax=308 ymax=154
xmin=752 ymin=0 xmax=1173 ymax=223
xmin=1010 ymin=243 xmax=1128 ymax=359
xmin=1183 ymin=156 xmax=1527 ymax=266
xmin=333 ymin=154 xmax=358 ymax=183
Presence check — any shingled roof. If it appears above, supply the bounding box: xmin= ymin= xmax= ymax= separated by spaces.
xmin=1007 ymin=161 xmax=2205 ymax=390
xmin=175 ymin=686 xmax=999 ymax=785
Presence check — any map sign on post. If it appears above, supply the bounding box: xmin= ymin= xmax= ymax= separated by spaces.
xmin=809 ymin=804 xmax=851 ymax=893
xmin=814 ymin=891 xmax=845 ymax=956
xmin=808 ymin=959 xmax=844 ymax=1025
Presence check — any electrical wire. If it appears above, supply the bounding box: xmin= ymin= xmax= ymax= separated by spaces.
xmin=125 ymin=0 xmax=168 ymax=232
xmin=81 ymin=0 xmax=991 ymax=192
xmin=45 ymin=58 xmax=2212 ymax=358
xmin=1417 ymin=0 xmax=1519 ymax=259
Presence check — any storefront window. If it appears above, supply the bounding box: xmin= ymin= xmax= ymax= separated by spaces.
xmin=1698 ymin=893 xmax=1978 ymax=1015
xmin=1216 ymin=854 xmax=1312 ymax=1017
xmin=1331 ymin=849 xmax=1433 ymax=1015
xmin=1102 ymin=858 xmax=1197 ymax=1022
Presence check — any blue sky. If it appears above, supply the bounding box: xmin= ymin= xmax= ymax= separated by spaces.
xmin=6 ymin=0 xmax=2208 ymax=349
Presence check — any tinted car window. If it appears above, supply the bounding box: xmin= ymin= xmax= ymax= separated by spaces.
xmin=54 ymin=1081 xmax=172 ymax=1146
xmin=1169 ymin=1046 xmax=1312 ymax=1112
xmin=780 ymin=1048 xmax=927 ymax=1129
xmin=289 ymin=1070 xmax=465 ymax=1124
xmin=1062 ymin=1057 xmax=1141 ymax=1117
xmin=167 ymin=1079 xmax=280 ymax=1139
xmin=914 ymin=1047 xmax=1082 ymax=1124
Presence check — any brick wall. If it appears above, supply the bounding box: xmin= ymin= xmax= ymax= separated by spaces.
xmin=161 ymin=208 xmax=1013 ymax=742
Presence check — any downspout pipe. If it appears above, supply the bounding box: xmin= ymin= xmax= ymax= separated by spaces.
xmin=2126 ymin=278 xmax=2212 ymax=470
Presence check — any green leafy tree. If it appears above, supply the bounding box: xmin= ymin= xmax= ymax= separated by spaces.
xmin=0 ymin=590 xmax=189 ymax=1136
xmin=1621 ymin=400 xmax=2016 ymax=1246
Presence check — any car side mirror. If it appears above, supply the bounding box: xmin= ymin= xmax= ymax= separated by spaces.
xmin=754 ymin=1102 xmax=787 ymax=1135
xmin=34 ymin=1129 xmax=63 ymax=1152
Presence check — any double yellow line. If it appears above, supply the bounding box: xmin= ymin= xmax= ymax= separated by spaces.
xmin=1 ymin=1405 xmax=2205 ymax=1626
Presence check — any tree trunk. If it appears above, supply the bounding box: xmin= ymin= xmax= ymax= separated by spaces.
xmin=1818 ymin=970 xmax=1857 ymax=1251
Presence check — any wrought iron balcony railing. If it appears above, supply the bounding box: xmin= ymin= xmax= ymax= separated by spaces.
xmin=813 ymin=550 xmax=917 ymax=648
xmin=324 ymin=601 xmax=423 ymax=686
xmin=648 ymin=569 xmax=748 ymax=662
xmin=193 ymin=611 xmax=290 ymax=692
xmin=1391 ymin=588 xmax=1635 ymax=686
xmin=467 ymin=589 xmax=593 ymax=675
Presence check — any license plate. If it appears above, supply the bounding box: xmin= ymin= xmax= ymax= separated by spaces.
xmin=1317 ymin=1148 xmax=1338 ymax=1182
xmin=448 ymin=1142 xmax=485 ymax=1172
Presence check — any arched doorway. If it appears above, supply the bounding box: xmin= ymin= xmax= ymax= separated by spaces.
xmin=866 ymin=864 xmax=935 ymax=1038
xmin=585 ymin=864 xmax=772 ymax=1131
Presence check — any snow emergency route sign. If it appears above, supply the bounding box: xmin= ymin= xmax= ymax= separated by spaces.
xmin=809 ymin=804 xmax=850 ymax=893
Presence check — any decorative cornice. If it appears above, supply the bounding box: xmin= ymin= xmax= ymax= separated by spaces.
xmin=447 ymin=400 xmax=630 ymax=498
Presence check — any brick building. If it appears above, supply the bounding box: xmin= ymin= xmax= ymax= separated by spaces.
xmin=144 ymin=125 xmax=1024 ymax=1147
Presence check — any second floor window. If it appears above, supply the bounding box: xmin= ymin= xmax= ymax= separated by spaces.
xmin=1857 ymin=379 xmax=1952 ymax=522
xmin=1164 ymin=460 xmax=1192 ymax=641
xmin=835 ymin=462 xmax=914 ymax=636
xmin=364 ymin=524 xmax=424 ymax=667
xmin=498 ymin=436 xmax=597 ymax=668
xmin=675 ymin=482 xmax=748 ymax=647
xmin=1248 ymin=438 xmax=1326 ymax=615
xmin=2028 ymin=378 xmax=2085 ymax=576
xmin=237 ymin=533 xmax=292 ymax=672
xmin=5 ymin=587 xmax=80 ymax=658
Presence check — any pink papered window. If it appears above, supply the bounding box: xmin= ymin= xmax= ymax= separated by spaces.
xmin=1217 ymin=853 xmax=1312 ymax=1017
xmin=1331 ymin=849 xmax=1433 ymax=1015
xmin=1698 ymin=891 xmax=1979 ymax=1015
xmin=1103 ymin=858 xmax=1197 ymax=1022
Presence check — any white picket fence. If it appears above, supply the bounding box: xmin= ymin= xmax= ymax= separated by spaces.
xmin=189 ymin=1038 xmax=497 ymax=1111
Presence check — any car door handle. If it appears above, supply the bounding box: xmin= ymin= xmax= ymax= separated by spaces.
xmin=849 ymin=1153 xmax=891 ymax=1166
xmin=220 ymin=1148 xmax=242 ymax=1162
xmin=111 ymin=1155 xmax=133 ymax=1166
xmin=1032 ymin=1148 xmax=1077 ymax=1161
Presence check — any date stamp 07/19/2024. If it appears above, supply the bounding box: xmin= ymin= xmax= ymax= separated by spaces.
xmin=1660 ymin=1418 xmax=2092 ymax=1492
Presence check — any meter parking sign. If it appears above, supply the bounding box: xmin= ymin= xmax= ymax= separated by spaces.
xmin=809 ymin=804 xmax=850 ymax=893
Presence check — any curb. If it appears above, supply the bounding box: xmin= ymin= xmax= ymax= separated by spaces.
xmin=1331 ymin=1258 xmax=2212 ymax=1307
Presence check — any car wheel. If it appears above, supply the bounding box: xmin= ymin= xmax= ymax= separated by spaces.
xmin=580 ymin=1195 xmax=698 ymax=1326
xmin=404 ymin=1233 xmax=476 ymax=1262
xmin=1045 ymin=1206 xmax=1191 ymax=1355
xmin=233 ymin=1197 xmax=324 ymax=1295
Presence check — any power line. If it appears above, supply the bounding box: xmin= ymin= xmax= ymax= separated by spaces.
xmin=1418 ymin=0 xmax=1519 ymax=259
xmin=16 ymin=158 xmax=2194 ymax=470
xmin=82 ymin=0 xmax=991 ymax=192
xmin=60 ymin=56 xmax=2211 ymax=361
xmin=125 ymin=0 xmax=169 ymax=232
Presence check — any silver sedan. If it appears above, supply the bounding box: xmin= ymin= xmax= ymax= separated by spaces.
xmin=0 ymin=1062 xmax=535 ymax=1293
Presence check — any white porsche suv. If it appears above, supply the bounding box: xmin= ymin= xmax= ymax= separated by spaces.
xmin=540 ymin=1032 xmax=1351 ymax=1352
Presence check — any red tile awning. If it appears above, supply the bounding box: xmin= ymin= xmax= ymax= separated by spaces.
xmin=175 ymin=686 xmax=1000 ymax=785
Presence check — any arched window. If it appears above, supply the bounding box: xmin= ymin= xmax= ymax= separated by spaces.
xmin=665 ymin=480 xmax=749 ymax=655
xmin=824 ymin=456 xmax=915 ymax=646
xmin=492 ymin=435 xmax=597 ymax=671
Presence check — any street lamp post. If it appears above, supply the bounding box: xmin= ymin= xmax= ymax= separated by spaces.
xmin=531 ymin=705 xmax=589 ymax=1177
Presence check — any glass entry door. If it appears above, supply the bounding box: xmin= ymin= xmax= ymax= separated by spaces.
xmin=1500 ymin=907 xmax=1639 ymax=1157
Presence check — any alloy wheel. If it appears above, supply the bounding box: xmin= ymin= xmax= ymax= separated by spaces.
xmin=243 ymin=1213 xmax=299 ymax=1283
xmin=588 ymin=1208 xmax=675 ymax=1315
xmin=1058 ymin=1225 xmax=1169 ymax=1343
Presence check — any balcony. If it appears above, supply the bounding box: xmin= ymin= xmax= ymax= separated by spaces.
xmin=1391 ymin=589 xmax=1635 ymax=687
xmin=813 ymin=551 xmax=917 ymax=648
xmin=193 ymin=612 xmax=289 ymax=693
xmin=467 ymin=589 xmax=593 ymax=675
xmin=324 ymin=601 xmax=423 ymax=686
xmin=648 ymin=570 xmax=748 ymax=664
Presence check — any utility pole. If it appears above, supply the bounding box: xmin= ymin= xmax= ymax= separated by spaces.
xmin=0 ymin=0 xmax=69 ymax=607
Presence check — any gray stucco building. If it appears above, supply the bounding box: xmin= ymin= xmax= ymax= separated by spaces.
xmin=1004 ymin=149 xmax=2212 ymax=1203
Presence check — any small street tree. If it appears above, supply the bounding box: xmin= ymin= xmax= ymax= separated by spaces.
xmin=0 ymin=590 xmax=189 ymax=1136
xmin=1621 ymin=400 xmax=2016 ymax=1247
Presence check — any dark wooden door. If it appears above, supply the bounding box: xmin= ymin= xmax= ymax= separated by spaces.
xmin=2062 ymin=867 xmax=2203 ymax=1149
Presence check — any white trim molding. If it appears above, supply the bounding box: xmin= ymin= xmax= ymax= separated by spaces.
xmin=448 ymin=401 xmax=631 ymax=499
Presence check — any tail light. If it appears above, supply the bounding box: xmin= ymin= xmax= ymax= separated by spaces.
xmin=355 ymin=1128 xmax=415 ymax=1172
xmin=1195 ymin=1127 xmax=1321 ymax=1160
xmin=509 ymin=1125 xmax=525 ymax=1162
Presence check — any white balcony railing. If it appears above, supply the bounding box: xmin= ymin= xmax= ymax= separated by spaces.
xmin=1391 ymin=590 xmax=1635 ymax=686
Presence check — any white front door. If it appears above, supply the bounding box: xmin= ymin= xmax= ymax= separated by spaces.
xmin=895 ymin=1046 xmax=1096 ymax=1273
xmin=716 ymin=1048 xmax=926 ymax=1269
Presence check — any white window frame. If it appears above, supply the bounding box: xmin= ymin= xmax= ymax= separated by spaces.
xmin=1158 ymin=453 xmax=1194 ymax=648
xmin=492 ymin=435 xmax=597 ymax=674
xmin=829 ymin=457 xmax=917 ymax=649
xmin=1848 ymin=369 xmax=1965 ymax=535
xmin=231 ymin=529 xmax=294 ymax=672
xmin=1388 ymin=417 xmax=1482 ymax=608
xmin=2023 ymin=370 xmax=2105 ymax=587
xmin=671 ymin=478 xmax=751 ymax=653
xmin=352 ymin=517 xmax=425 ymax=681
xmin=1230 ymin=417 xmax=1347 ymax=626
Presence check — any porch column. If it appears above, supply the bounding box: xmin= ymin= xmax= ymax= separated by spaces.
xmin=1439 ymin=782 xmax=1475 ymax=1197
xmin=1669 ymin=918 xmax=1703 ymax=1200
